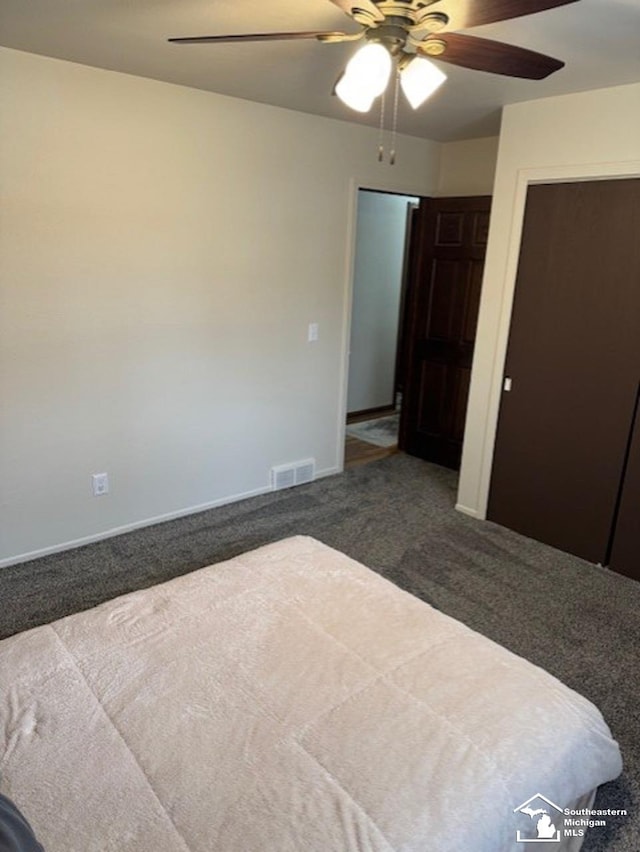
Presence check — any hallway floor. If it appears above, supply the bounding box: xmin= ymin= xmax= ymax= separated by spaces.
xmin=344 ymin=434 xmax=398 ymax=468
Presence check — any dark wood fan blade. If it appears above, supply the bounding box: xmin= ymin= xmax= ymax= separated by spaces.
xmin=419 ymin=33 xmax=564 ymax=79
xmin=435 ymin=0 xmax=580 ymax=32
xmin=328 ymin=0 xmax=385 ymax=23
xmin=168 ymin=31 xmax=345 ymax=45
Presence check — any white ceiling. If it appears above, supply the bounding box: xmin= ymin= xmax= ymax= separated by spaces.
xmin=1 ymin=0 xmax=639 ymax=141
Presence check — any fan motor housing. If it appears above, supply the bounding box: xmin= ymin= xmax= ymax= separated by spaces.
xmin=366 ymin=21 xmax=410 ymax=51
xmin=362 ymin=2 xmax=449 ymax=39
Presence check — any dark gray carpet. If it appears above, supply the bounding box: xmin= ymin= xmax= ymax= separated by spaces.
xmin=1 ymin=453 xmax=638 ymax=851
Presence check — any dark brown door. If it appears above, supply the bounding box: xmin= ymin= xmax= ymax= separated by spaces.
xmin=400 ymin=196 xmax=491 ymax=469
xmin=488 ymin=179 xmax=640 ymax=565
xmin=610 ymin=389 xmax=640 ymax=580
xmin=394 ymin=202 xmax=420 ymax=401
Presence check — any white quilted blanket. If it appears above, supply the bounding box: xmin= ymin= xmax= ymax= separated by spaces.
xmin=0 ymin=536 xmax=622 ymax=851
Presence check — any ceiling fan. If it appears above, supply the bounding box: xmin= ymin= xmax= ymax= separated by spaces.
xmin=169 ymin=0 xmax=579 ymax=114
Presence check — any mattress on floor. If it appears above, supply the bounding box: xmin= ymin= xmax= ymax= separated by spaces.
xmin=0 ymin=536 xmax=622 ymax=851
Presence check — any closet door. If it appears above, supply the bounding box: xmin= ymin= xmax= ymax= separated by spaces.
xmin=610 ymin=396 xmax=640 ymax=580
xmin=488 ymin=179 xmax=640 ymax=564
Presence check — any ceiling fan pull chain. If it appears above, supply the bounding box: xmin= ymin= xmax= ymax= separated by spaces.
xmin=389 ymin=69 xmax=400 ymax=166
xmin=378 ymin=91 xmax=386 ymax=163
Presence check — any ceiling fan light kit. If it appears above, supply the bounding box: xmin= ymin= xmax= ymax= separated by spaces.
xmin=335 ymin=42 xmax=393 ymax=112
xmin=335 ymin=44 xmax=446 ymax=113
xmin=169 ymin=0 xmax=578 ymax=157
xmin=399 ymin=56 xmax=447 ymax=110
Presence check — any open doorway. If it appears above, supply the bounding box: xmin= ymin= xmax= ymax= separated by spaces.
xmin=344 ymin=188 xmax=418 ymax=468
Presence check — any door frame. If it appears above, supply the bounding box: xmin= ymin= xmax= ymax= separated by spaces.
xmin=457 ymin=159 xmax=640 ymax=521
xmin=336 ymin=177 xmax=430 ymax=472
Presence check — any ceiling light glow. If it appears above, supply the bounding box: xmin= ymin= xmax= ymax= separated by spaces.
xmin=335 ymin=42 xmax=392 ymax=113
xmin=400 ymin=56 xmax=446 ymax=109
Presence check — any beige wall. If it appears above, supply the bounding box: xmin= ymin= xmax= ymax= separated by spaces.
xmin=438 ymin=136 xmax=499 ymax=197
xmin=457 ymin=82 xmax=640 ymax=519
xmin=347 ymin=191 xmax=417 ymax=413
xmin=0 ymin=47 xmax=445 ymax=564
xmin=0 ymin=47 xmax=500 ymax=565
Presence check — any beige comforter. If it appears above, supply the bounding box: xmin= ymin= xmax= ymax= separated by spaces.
xmin=0 ymin=536 xmax=622 ymax=850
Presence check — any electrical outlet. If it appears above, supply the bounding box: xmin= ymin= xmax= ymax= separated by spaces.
xmin=92 ymin=472 xmax=109 ymax=496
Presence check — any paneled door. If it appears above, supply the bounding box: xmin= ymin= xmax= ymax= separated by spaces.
xmin=488 ymin=179 xmax=640 ymax=566
xmin=400 ymin=196 xmax=491 ymax=469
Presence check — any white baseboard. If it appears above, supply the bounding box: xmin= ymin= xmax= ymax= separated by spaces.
xmin=0 ymin=465 xmax=340 ymax=569
xmin=455 ymin=502 xmax=481 ymax=519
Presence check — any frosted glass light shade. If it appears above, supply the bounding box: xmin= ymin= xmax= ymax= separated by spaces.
xmin=400 ymin=56 xmax=446 ymax=109
xmin=335 ymin=72 xmax=376 ymax=112
xmin=336 ymin=43 xmax=392 ymax=113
